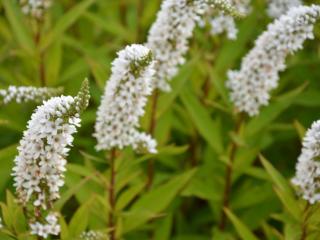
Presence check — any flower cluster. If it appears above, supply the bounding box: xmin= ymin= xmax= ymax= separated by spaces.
xmin=267 ymin=0 xmax=302 ymax=19
xmin=94 ymin=44 xmax=157 ymax=154
xmin=292 ymin=120 xmax=320 ymax=204
xmin=80 ymin=230 xmax=107 ymax=240
xmin=0 ymin=86 xmax=63 ymax=105
xmin=19 ymin=0 xmax=52 ymax=19
xmin=12 ymin=80 xmax=90 ymax=237
xmin=226 ymin=5 xmax=320 ymax=116
xmin=206 ymin=0 xmax=251 ymax=40
xmin=147 ymin=0 xmax=243 ymax=92
xmin=30 ymin=213 xmax=60 ymax=238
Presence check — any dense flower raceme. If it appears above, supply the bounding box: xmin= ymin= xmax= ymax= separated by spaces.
xmin=19 ymin=0 xmax=52 ymax=19
xmin=146 ymin=0 xmax=243 ymax=92
xmin=292 ymin=120 xmax=320 ymax=204
xmin=267 ymin=0 xmax=302 ymax=19
xmin=94 ymin=44 xmax=157 ymax=154
xmin=80 ymin=230 xmax=107 ymax=240
xmin=12 ymin=80 xmax=90 ymax=238
xmin=226 ymin=5 xmax=320 ymax=116
xmin=201 ymin=0 xmax=251 ymax=40
xmin=0 ymin=86 xmax=63 ymax=105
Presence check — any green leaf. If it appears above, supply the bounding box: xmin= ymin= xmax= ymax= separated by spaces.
xmin=293 ymin=120 xmax=306 ymax=141
xmin=225 ymin=209 xmax=259 ymax=240
xmin=40 ymin=0 xmax=96 ymax=50
xmin=245 ymin=83 xmax=308 ymax=137
xmin=116 ymin=182 xmax=145 ymax=211
xmin=180 ymin=85 xmax=224 ymax=154
xmin=122 ymin=169 xmax=197 ymax=233
xmin=260 ymin=155 xmax=301 ymax=220
xmin=45 ymin=40 xmax=62 ymax=85
xmin=69 ymin=203 xmax=90 ymax=238
xmin=259 ymin=155 xmax=294 ymax=199
xmin=157 ymin=59 xmax=197 ymax=117
xmin=154 ymin=213 xmax=173 ymax=240
xmin=2 ymin=0 xmax=34 ymax=54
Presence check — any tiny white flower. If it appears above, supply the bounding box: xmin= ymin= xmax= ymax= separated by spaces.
xmin=202 ymin=0 xmax=251 ymax=40
xmin=19 ymin=0 xmax=52 ymax=19
xmin=80 ymin=230 xmax=107 ymax=240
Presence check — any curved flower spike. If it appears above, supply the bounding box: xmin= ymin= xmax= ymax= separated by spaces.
xmin=12 ymin=79 xmax=90 ymax=238
xmin=226 ymin=5 xmax=320 ymax=116
xmin=94 ymin=44 xmax=157 ymax=154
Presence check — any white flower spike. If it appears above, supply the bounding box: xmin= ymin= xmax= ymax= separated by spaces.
xmin=0 ymin=86 xmax=63 ymax=105
xmin=292 ymin=120 xmax=320 ymax=204
xmin=226 ymin=5 xmax=320 ymax=116
xmin=147 ymin=0 xmax=243 ymax=92
xmin=94 ymin=44 xmax=157 ymax=154
xmin=12 ymin=80 xmax=90 ymax=238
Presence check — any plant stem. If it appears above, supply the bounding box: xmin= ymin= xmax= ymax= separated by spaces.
xmin=136 ymin=0 xmax=144 ymax=42
xmin=219 ymin=113 xmax=244 ymax=230
xmin=34 ymin=19 xmax=46 ymax=87
xmin=146 ymin=89 xmax=159 ymax=190
xmin=119 ymin=0 xmax=127 ymax=27
xmin=146 ymin=90 xmax=159 ymax=190
xmin=301 ymin=203 xmax=311 ymax=240
xmin=108 ymin=149 xmax=117 ymax=240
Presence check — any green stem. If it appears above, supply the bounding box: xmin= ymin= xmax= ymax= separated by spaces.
xmin=219 ymin=113 xmax=244 ymax=230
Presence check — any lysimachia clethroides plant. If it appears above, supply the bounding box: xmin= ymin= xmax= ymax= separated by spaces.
xmin=217 ymin=3 xmax=320 ymax=231
xmin=94 ymin=44 xmax=157 ymax=240
xmin=11 ymin=80 xmax=90 ymax=238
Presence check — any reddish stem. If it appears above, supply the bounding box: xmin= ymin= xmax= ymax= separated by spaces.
xmin=146 ymin=90 xmax=159 ymax=190
xmin=108 ymin=149 xmax=117 ymax=240
xmin=219 ymin=114 xmax=244 ymax=230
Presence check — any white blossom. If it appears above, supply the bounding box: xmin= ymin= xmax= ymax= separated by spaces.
xmin=292 ymin=120 xmax=320 ymax=204
xmin=226 ymin=5 xmax=320 ymax=116
xmin=147 ymin=0 xmax=243 ymax=92
xmin=80 ymin=230 xmax=107 ymax=240
xmin=205 ymin=0 xmax=251 ymax=40
xmin=0 ymin=217 xmax=3 ymax=229
xmin=267 ymin=0 xmax=302 ymax=19
xmin=94 ymin=44 xmax=157 ymax=154
xmin=0 ymin=86 xmax=63 ymax=105
xmin=30 ymin=213 xmax=60 ymax=238
xmin=12 ymin=80 xmax=89 ymax=237
xmin=19 ymin=0 xmax=52 ymax=19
